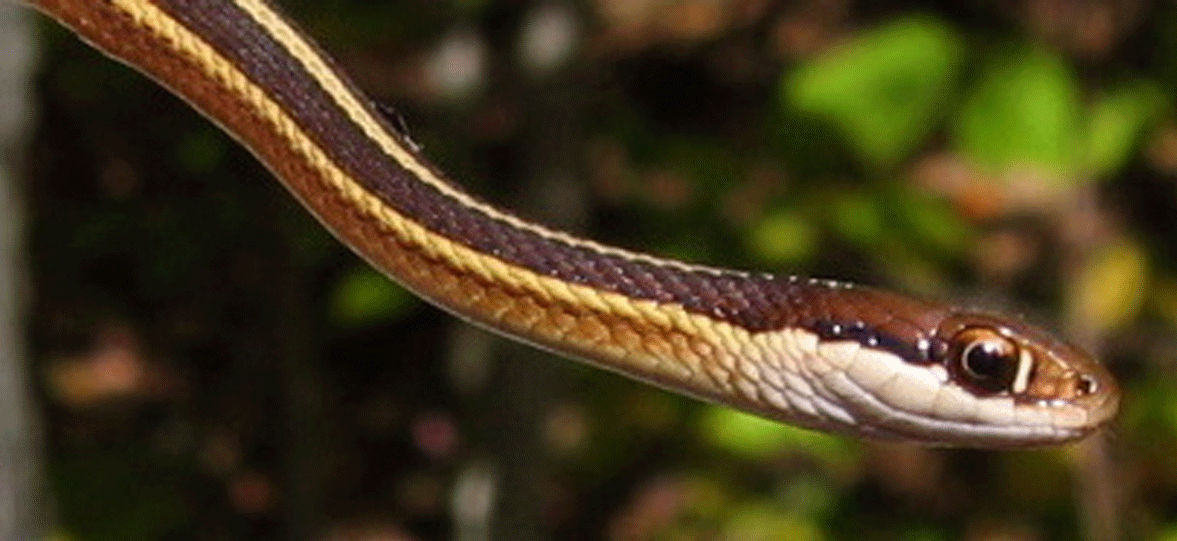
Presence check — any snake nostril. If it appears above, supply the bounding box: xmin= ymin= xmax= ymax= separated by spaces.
xmin=1075 ymin=375 xmax=1098 ymax=396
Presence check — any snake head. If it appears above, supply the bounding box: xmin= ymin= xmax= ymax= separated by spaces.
xmin=923 ymin=312 xmax=1120 ymax=447
xmin=791 ymin=285 xmax=1120 ymax=448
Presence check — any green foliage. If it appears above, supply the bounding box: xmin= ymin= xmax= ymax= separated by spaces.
xmin=789 ymin=22 xmax=1163 ymax=182
xmin=828 ymin=189 xmax=887 ymax=248
xmin=701 ymin=407 xmax=856 ymax=467
xmin=329 ymin=265 xmax=415 ymax=327
xmin=748 ymin=209 xmax=818 ymax=265
xmin=786 ymin=17 xmax=962 ymax=169
xmin=957 ymin=48 xmax=1083 ymax=177
xmin=885 ymin=185 xmax=969 ymax=256
xmin=30 ymin=1 xmax=1177 ymax=540
xmin=957 ymin=48 xmax=1165 ymax=180
xmin=1084 ymin=83 xmax=1166 ymax=175
xmin=721 ymin=504 xmax=827 ymax=541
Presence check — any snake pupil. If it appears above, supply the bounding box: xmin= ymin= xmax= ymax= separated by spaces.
xmin=950 ymin=329 xmax=1021 ymax=395
xmin=965 ymin=341 xmax=1006 ymax=379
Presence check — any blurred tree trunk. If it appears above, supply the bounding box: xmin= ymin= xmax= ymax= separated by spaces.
xmin=0 ymin=4 xmax=48 ymax=540
xmin=276 ymin=201 xmax=326 ymax=541
xmin=448 ymin=6 xmax=586 ymax=541
xmin=486 ymin=6 xmax=584 ymax=541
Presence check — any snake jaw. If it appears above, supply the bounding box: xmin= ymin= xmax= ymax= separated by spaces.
xmin=741 ymin=286 xmax=1120 ymax=447
xmin=742 ymin=303 xmax=1120 ymax=447
xmin=734 ymin=320 xmax=1110 ymax=448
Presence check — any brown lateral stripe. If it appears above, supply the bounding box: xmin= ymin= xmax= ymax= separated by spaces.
xmin=74 ymin=0 xmax=948 ymax=364
xmin=27 ymin=0 xmax=1125 ymax=449
xmin=144 ymin=0 xmax=796 ymax=323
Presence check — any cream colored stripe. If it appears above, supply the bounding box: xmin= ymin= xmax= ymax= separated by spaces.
xmin=231 ymin=0 xmax=735 ymax=276
xmin=39 ymin=0 xmax=1102 ymax=447
xmin=107 ymin=0 xmax=759 ymax=394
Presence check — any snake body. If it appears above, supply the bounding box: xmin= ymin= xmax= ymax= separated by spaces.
xmin=27 ymin=0 xmax=1119 ymax=447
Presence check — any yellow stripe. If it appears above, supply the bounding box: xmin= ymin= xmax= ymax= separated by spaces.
xmin=230 ymin=0 xmax=733 ymax=276
xmin=108 ymin=0 xmax=761 ymax=400
xmin=28 ymin=0 xmax=1120 ymax=447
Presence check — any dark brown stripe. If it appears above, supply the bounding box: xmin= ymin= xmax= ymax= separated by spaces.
xmin=107 ymin=0 xmax=952 ymax=362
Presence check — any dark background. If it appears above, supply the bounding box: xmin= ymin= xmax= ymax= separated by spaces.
xmin=22 ymin=0 xmax=1177 ymax=540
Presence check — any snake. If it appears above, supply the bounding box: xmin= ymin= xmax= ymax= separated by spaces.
xmin=25 ymin=0 xmax=1119 ymax=447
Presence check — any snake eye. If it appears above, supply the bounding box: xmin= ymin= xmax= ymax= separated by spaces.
xmin=950 ymin=328 xmax=1022 ymax=394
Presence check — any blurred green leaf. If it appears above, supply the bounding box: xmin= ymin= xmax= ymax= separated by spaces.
xmin=329 ymin=265 xmax=415 ymax=327
xmin=777 ymin=474 xmax=839 ymax=519
xmin=1157 ymin=525 xmax=1177 ymax=541
xmin=701 ymin=407 xmax=854 ymax=465
xmin=1084 ymin=82 xmax=1165 ymax=176
xmin=956 ymin=48 xmax=1081 ymax=178
xmin=786 ymin=17 xmax=962 ymax=169
xmin=748 ymin=209 xmax=818 ymax=264
xmin=723 ymin=504 xmax=827 ymax=541
xmin=828 ymin=186 xmax=969 ymax=289
xmin=888 ymin=187 xmax=970 ymax=255
xmin=829 ymin=190 xmax=887 ymax=247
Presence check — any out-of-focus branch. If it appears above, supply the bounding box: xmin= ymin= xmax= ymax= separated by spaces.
xmin=448 ymin=6 xmax=585 ymax=540
xmin=0 ymin=3 xmax=49 ymax=539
